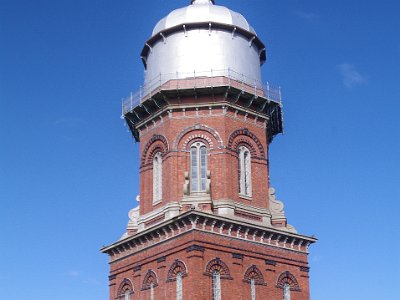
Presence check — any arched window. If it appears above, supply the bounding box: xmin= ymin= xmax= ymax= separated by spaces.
xmin=205 ymin=258 xmax=232 ymax=300
xmin=141 ymin=270 xmax=158 ymax=298
xmin=276 ymin=271 xmax=300 ymax=300
xmin=190 ymin=142 xmax=207 ymax=192
xmin=153 ymin=152 xmax=162 ymax=203
xmin=244 ymin=265 xmax=266 ymax=300
xmin=250 ymin=278 xmax=256 ymax=300
xmin=239 ymin=146 xmax=252 ymax=197
xmin=212 ymin=270 xmax=221 ymax=300
xmin=176 ymin=272 xmax=183 ymax=300
xmin=166 ymin=260 xmax=188 ymax=299
xmin=283 ymin=283 xmax=291 ymax=300
xmin=150 ymin=283 xmax=154 ymax=300
xmin=117 ymin=279 xmax=133 ymax=300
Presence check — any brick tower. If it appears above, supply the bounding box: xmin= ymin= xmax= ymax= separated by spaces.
xmin=102 ymin=1 xmax=316 ymax=299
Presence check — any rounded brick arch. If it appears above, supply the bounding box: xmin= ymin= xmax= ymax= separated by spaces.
xmin=276 ymin=271 xmax=301 ymax=291
xmin=243 ymin=265 xmax=266 ymax=285
xmin=227 ymin=128 xmax=265 ymax=158
xmin=117 ymin=278 xmax=134 ymax=297
xmin=141 ymin=134 xmax=169 ymax=165
xmin=204 ymin=257 xmax=232 ymax=279
xmin=166 ymin=260 xmax=188 ymax=282
xmin=173 ymin=124 xmax=223 ymax=150
xmin=141 ymin=270 xmax=158 ymax=291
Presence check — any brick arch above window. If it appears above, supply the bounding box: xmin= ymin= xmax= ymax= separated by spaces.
xmin=227 ymin=128 xmax=265 ymax=158
xmin=117 ymin=278 xmax=134 ymax=297
xmin=166 ymin=260 xmax=188 ymax=282
xmin=141 ymin=134 xmax=169 ymax=166
xmin=204 ymin=258 xmax=233 ymax=280
xmin=243 ymin=265 xmax=266 ymax=286
xmin=185 ymin=135 xmax=212 ymax=150
xmin=276 ymin=271 xmax=301 ymax=291
xmin=234 ymin=139 xmax=258 ymax=157
xmin=173 ymin=124 xmax=223 ymax=150
xmin=141 ymin=270 xmax=158 ymax=291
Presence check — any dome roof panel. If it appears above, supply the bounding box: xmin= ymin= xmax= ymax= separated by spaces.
xmin=151 ymin=3 xmax=256 ymax=36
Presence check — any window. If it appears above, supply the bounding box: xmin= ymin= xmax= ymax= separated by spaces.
xmin=244 ymin=265 xmax=264 ymax=300
xmin=277 ymin=271 xmax=299 ymax=297
xmin=212 ymin=270 xmax=221 ymax=300
xmin=283 ymin=283 xmax=291 ymax=300
xmin=117 ymin=280 xmax=133 ymax=300
xmin=153 ymin=152 xmax=162 ymax=203
xmin=250 ymin=278 xmax=256 ymax=300
xmin=150 ymin=283 xmax=154 ymax=300
xmin=176 ymin=272 xmax=183 ymax=300
xmin=239 ymin=146 xmax=252 ymax=197
xmin=124 ymin=290 xmax=130 ymax=300
xmin=190 ymin=142 xmax=207 ymax=192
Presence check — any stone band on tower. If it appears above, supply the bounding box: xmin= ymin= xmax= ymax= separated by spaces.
xmin=102 ymin=1 xmax=316 ymax=299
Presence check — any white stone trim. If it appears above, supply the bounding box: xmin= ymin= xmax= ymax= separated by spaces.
xmin=213 ymin=199 xmax=271 ymax=225
xmin=137 ymin=202 xmax=181 ymax=231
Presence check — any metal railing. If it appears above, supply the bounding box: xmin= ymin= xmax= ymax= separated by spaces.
xmin=122 ymin=69 xmax=281 ymax=116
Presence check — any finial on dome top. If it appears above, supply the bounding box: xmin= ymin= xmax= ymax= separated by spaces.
xmin=191 ymin=0 xmax=215 ymax=5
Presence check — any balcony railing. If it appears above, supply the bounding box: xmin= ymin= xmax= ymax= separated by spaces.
xmin=122 ymin=69 xmax=282 ymax=116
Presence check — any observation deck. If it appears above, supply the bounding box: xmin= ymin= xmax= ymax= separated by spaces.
xmin=122 ymin=69 xmax=283 ymax=142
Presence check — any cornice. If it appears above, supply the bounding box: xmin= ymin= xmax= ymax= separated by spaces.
xmin=101 ymin=210 xmax=317 ymax=261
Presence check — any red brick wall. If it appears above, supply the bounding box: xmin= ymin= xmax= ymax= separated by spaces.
xmin=108 ymin=230 xmax=311 ymax=300
xmin=138 ymin=96 xmax=270 ymax=217
xmin=107 ymin=95 xmax=314 ymax=300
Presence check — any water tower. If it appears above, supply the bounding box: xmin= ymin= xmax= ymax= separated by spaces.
xmin=102 ymin=1 xmax=316 ymax=299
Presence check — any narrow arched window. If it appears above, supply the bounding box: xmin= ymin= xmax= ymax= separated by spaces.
xmin=176 ymin=272 xmax=183 ymax=300
xmin=118 ymin=280 xmax=133 ymax=300
xmin=124 ymin=290 xmax=130 ymax=300
xmin=250 ymin=278 xmax=256 ymax=300
xmin=150 ymin=283 xmax=154 ymax=300
xmin=190 ymin=142 xmax=207 ymax=192
xmin=153 ymin=152 xmax=162 ymax=203
xmin=212 ymin=270 xmax=221 ymax=300
xmin=283 ymin=283 xmax=291 ymax=300
xmin=239 ymin=146 xmax=252 ymax=197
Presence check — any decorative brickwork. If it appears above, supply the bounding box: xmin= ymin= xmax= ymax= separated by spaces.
xmin=276 ymin=271 xmax=301 ymax=291
xmin=227 ymin=128 xmax=265 ymax=158
xmin=117 ymin=278 xmax=134 ymax=297
xmin=141 ymin=134 xmax=169 ymax=166
xmin=173 ymin=123 xmax=223 ymax=150
xmin=166 ymin=260 xmax=188 ymax=282
xmin=141 ymin=270 xmax=158 ymax=290
xmin=204 ymin=258 xmax=233 ymax=280
xmin=243 ymin=265 xmax=266 ymax=285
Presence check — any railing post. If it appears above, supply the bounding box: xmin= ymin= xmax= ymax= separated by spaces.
xmin=279 ymin=86 xmax=282 ymax=104
xmin=139 ymin=86 xmax=142 ymax=102
xmin=228 ymin=68 xmax=231 ymax=86
xmin=267 ymin=82 xmax=270 ymax=100
xmin=130 ymin=92 xmax=133 ymax=109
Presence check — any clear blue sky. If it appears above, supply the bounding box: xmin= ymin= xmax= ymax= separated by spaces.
xmin=1 ymin=0 xmax=399 ymax=299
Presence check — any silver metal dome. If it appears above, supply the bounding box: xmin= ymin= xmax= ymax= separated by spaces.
xmin=141 ymin=0 xmax=266 ymax=89
xmin=152 ymin=0 xmax=256 ymax=36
